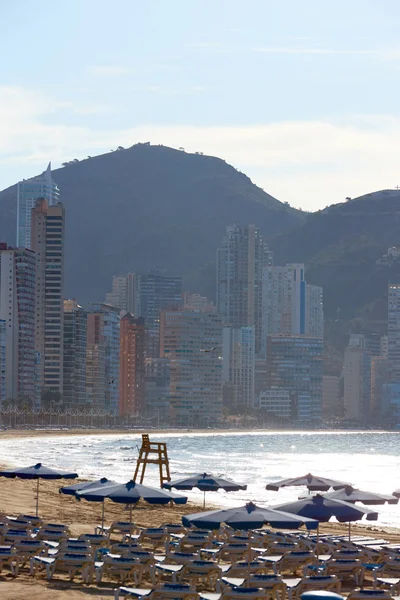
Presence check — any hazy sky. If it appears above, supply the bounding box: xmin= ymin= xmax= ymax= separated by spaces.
xmin=2 ymin=0 xmax=400 ymax=210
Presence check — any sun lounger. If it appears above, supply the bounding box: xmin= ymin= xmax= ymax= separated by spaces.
xmin=166 ymin=551 xmax=200 ymax=564
xmin=326 ymin=559 xmax=365 ymax=586
xmin=78 ymin=532 xmax=109 ymax=548
xmin=244 ymin=574 xmax=287 ymax=599
xmin=45 ymin=551 xmax=94 ymax=582
xmin=151 ymin=582 xmax=199 ymax=599
xmin=101 ymin=521 xmax=138 ymax=538
xmin=96 ymin=554 xmax=144 ymax=584
xmin=218 ymin=588 xmax=269 ymax=599
xmin=347 ymin=591 xmax=393 ymax=600
xmin=178 ymin=559 xmax=222 ymax=587
xmin=276 ymin=551 xmax=316 ymax=575
xmin=154 ymin=561 xmax=184 ymax=583
xmin=218 ymin=543 xmax=252 ymax=563
xmin=228 ymin=560 xmax=268 ymax=578
xmin=114 ymin=588 xmax=153 ymax=599
xmin=13 ymin=539 xmax=46 ymax=570
xmin=374 ymin=576 xmax=400 ymax=594
xmin=0 ymin=545 xmax=18 ymax=576
xmin=284 ymin=574 xmax=341 ymax=600
xmin=138 ymin=528 xmax=168 ymax=550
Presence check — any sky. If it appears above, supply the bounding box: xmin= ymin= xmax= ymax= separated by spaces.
xmin=2 ymin=0 xmax=400 ymax=211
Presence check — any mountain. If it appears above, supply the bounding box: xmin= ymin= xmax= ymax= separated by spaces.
xmin=271 ymin=189 xmax=400 ymax=348
xmin=0 ymin=144 xmax=303 ymax=304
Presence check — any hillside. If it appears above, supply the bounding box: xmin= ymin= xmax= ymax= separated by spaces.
xmin=271 ymin=190 xmax=400 ymax=347
xmin=0 ymin=144 xmax=303 ymax=304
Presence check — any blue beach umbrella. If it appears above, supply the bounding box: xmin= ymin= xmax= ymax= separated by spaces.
xmin=163 ymin=472 xmax=247 ymax=508
xmin=59 ymin=477 xmax=118 ymax=529
xmin=323 ymin=486 xmax=399 ymax=506
xmin=266 ymin=473 xmax=351 ymax=492
xmin=182 ymin=501 xmax=318 ymax=530
xmin=0 ymin=462 xmax=78 ymax=516
xmin=273 ymin=493 xmax=378 ymax=542
xmin=77 ymin=480 xmax=188 ymax=540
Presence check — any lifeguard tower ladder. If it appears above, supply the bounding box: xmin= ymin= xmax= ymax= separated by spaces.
xmin=133 ymin=434 xmax=171 ymax=487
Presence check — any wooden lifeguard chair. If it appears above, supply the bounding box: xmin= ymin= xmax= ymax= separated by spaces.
xmin=133 ymin=434 xmax=171 ymax=487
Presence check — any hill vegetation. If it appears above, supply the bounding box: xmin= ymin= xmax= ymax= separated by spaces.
xmin=0 ymin=144 xmax=303 ymax=303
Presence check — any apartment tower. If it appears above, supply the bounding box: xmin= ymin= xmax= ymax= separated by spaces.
xmin=63 ymin=300 xmax=87 ymax=407
xmin=0 ymin=245 xmax=36 ymax=401
xmin=17 ymin=163 xmax=59 ymax=250
xmin=119 ymin=314 xmax=145 ymax=416
xmin=217 ymin=224 xmax=272 ymax=355
xmin=31 ymin=199 xmax=65 ymax=401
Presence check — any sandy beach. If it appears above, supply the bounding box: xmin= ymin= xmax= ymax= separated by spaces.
xmin=0 ymin=429 xmax=398 ymax=599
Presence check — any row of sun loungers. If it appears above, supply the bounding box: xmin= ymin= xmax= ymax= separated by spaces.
xmin=2 ymin=513 xmax=400 ymax=599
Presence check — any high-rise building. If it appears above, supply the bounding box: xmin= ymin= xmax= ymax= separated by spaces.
xmin=0 ymin=245 xmax=36 ymax=401
xmin=63 ymin=300 xmax=87 ymax=407
xmin=136 ymin=271 xmax=183 ymax=357
xmin=106 ymin=273 xmax=136 ymax=315
xmin=343 ymin=334 xmax=371 ymax=423
xmin=266 ymin=335 xmax=323 ymax=423
xmin=119 ymin=314 xmax=145 ymax=416
xmin=259 ymin=389 xmax=292 ymax=419
xmin=17 ymin=163 xmax=59 ymax=249
xmin=31 ymin=199 xmax=65 ymax=401
xmin=0 ymin=319 xmax=6 ymax=403
xmin=183 ymin=292 xmax=216 ymax=313
xmin=261 ymin=264 xmax=323 ymax=355
xmin=86 ymin=303 xmax=120 ymax=412
xmin=222 ymin=327 xmax=255 ymax=409
xmin=217 ymin=224 xmax=272 ymax=356
xmin=306 ymin=284 xmax=324 ymax=339
xmin=388 ymin=283 xmax=400 ymax=380
xmin=144 ymin=357 xmax=171 ymax=422
xmin=160 ymin=308 xmax=223 ymax=425
xmin=322 ymin=375 xmax=341 ymax=418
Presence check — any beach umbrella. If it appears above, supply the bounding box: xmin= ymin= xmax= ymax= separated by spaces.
xmin=392 ymin=489 xmax=400 ymax=499
xmin=273 ymin=493 xmax=378 ymax=543
xmin=59 ymin=477 xmax=118 ymax=529
xmin=323 ymin=485 xmax=399 ymax=506
xmin=77 ymin=480 xmax=188 ymax=542
xmin=0 ymin=463 xmax=78 ymax=517
xmin=182 ymin=501 xmax=318 ymax=530
xmin=162 ymin=472 xmax=247 ymax=508
xmin=266 ymin=473 xmax=351 ymax=492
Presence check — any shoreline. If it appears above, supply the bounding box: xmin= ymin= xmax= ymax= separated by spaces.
xmin=0 ymin=427 xmax=398 ymax=441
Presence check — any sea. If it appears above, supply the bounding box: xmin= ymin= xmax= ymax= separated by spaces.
xmin=1 ymin=430 xmax=400 ymax=529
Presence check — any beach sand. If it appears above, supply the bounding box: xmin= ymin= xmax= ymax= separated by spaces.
xmin=0 ymin=429 xmax=399 ymax=598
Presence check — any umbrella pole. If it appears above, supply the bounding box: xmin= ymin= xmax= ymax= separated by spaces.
xmin=36 ymin=479 xmax=40 ymax=517
xmin=348 ymin=521 xmax=351 ymax=542
xmin=129 ymin=504 xmax=133 ymax=547
xmin=203 ymin=490 xmax=206 ymax=510
xmin=316 ymin=523 xmax=319 ymax=560
xmin=101 ymin=501 xmax=105 ymax=531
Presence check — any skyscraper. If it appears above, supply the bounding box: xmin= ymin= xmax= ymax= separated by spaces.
xmin=63 ymin=300 xmax=87 ymax=407
xmin=87 ymin=303 xmax=120 ymax=412
xmin=106 ymin=273 xmax=136 ymax=314
xmin=17 ymin=163 xmax=59 ymax=249
xmin=343 ymin=334 xmax=371 ymax=422
xmin=222 ymin=327 xmax=255 ymax=409
xmin=217 ymin=224 xmax=272 ymax=355
xmin=266 ymin=335 xmax=323 ymax=423
xmin=0 ymin=319 xmax=6 ymax=404
xmin=388 ymin=283 xmax=400 ymax=380
xmin=261 ymin=264 xmax=323 ymax=355
xmin=160 ymin=308 xmax=223 ymax=425
xmin=136 ymin=271 xmax=183 ymax=357
xmin=119 ymin=314 xmax=145 ymax=416
xmin=31 ymin=199 xmax=65 ymax=401
xmin=0 ymin=245 xmax=36 ymax=401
